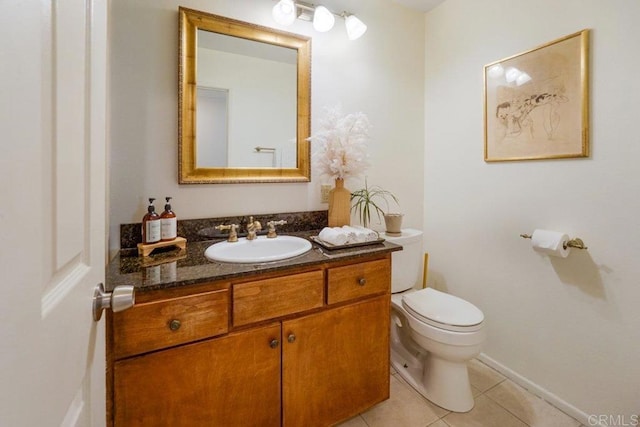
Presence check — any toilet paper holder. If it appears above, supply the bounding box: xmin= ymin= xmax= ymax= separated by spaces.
xmin=520 ymin=233 xmax=588 ymax=250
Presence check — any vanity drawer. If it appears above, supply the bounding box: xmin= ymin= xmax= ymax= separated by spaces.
xmin=112 ymin=289 xmax=229 ymax=359
xmin=327 ymin=259 xmax=390 ymax=304
xmin=233 ymin=270 xmax=324 ymax=327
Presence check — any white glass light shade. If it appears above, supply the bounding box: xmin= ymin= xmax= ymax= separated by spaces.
xmin=272 ymin=0 xmax=296 ymax=26
xmin=313 ymin=6 xmax=335 ymax=32
xmin=345 ymin=15 xmax=367 ymax=40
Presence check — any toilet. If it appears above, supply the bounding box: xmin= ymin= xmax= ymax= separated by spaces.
xmin=382 ymin=229 xmax=486 ymax=412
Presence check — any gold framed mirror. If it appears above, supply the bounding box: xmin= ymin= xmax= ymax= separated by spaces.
xmin=179 ymin=7 xmax=311 ymax=184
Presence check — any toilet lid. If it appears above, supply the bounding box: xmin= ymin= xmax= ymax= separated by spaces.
xmin=402 ymin=288 xmax=484 ymax=332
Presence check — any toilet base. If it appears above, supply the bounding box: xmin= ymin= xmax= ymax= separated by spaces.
xmin=391 ymin=348 xmax=475 ymax=413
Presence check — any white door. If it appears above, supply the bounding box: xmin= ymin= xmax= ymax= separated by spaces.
xmin=0 ymin=0 xmax=108 ymax=426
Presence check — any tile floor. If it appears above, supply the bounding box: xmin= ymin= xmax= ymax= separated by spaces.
xmin=336 ymin=358 xmax=585 ymax=427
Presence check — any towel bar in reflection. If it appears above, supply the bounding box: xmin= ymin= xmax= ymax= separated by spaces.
xmin=254 ymin=146 xmax=276 ymax=153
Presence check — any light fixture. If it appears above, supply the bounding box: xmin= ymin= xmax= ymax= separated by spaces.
xmin=272 ymin=0 xmax=296 ymax=26
xmin=271 ymin=1 xmax=367 ymax=40
xmin=313 ymin=6 xmax=335 ymax=32
xmin=344 ymin=14 xmax=367 ymax=40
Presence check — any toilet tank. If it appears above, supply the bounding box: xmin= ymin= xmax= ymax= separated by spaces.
xmin=381 ymin=229 xmax=423 ymax=293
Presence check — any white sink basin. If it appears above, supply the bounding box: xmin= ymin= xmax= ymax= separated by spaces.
xmin=204 ymin=235 xmax=312 ymax=263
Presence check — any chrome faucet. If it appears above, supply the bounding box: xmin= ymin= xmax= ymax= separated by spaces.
xmin=245 ymin=216 xmax=262 ymax=240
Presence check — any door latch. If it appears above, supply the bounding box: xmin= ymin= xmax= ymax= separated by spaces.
xmin=93 ymin=283 xmax=135 ymax=321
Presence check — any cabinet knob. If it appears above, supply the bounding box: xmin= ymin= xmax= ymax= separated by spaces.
xmin=169 ymin=319 xmax=181 ymax=331
xmin=358 ymin=277 xmax=367 ymax=286
xmin=269 ymin=339 xmax=280 ymax=349
xmin=287 ymin=333 xmax=296 ymax=343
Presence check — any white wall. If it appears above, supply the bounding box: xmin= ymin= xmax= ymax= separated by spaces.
xmin=424 ymin=0 xmax=640 ymax=420
xmin=197 ymin=48 xmax=297 ymax=167
xmin=196 ymin=87 xmax=228 ymax=167
xmin=109 ymin=0 xmax=425 ymax=252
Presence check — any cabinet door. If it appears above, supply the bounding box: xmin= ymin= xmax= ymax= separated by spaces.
xmin=114 ymin=322 xmax=281 ymax=427
xmin=282 ymin=295 xmax=390 ymax=427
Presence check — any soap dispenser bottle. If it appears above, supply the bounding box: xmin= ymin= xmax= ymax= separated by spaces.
xmin=160 ymin=196 xmax=177 ymax=241
xmin=142 ymin=198 xmax=161 ymax=244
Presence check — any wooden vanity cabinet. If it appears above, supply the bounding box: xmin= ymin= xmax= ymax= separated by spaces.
xmin=283 ymin=295 xmax=390 ymax=426
xmin=108 ymin=255 xmax=391 ymax=427
xmin=113 ymin=323 xmax=282 ymax=427
xmin=111 ymin=288 xmax=229 ymax=359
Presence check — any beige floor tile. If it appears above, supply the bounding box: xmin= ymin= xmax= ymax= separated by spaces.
xmin=427 ymin=420 xmax=450 ymax=427
xmin=361 ymin=375 xmax=442 ymax=427
xmin=393 ymin=371 xmax=450 ymax=418
xmin=442 ymin=395 xmax=528 ymax=427
xmin=468 ymin=359 xmax=506 ymax=392
xmin=485 ymin=380 xmax=581 ymax=427
xmin=471 ymin=384 xmax=482 ymax=397
xmin=334 ymin=414 xmax=369 ymax=427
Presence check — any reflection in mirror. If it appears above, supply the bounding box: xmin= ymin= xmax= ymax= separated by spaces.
xmin=179 ymin=7 xmax=311 ymax=184
xmin=196 ymin=30 xmax=297 ymax=168
xmin=196 ymin=87 xmax=228 ymax=167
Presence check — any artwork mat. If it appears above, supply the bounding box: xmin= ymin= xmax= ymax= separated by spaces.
xmin=484 ymin=30 xmax=590 ymax=162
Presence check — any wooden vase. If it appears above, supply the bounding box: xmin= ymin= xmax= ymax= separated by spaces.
xmin=328 ymin=178 xmax=351 ymax=227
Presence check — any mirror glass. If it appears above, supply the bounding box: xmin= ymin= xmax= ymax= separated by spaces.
xmin=179 ymin=7 xmax=311 ymax=183
xmin=196 ymin=30 xmax=297 ymax=168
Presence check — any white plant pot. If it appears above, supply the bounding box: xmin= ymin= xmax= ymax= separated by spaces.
xmin=384 ymin=213 xmax=403 ymax=235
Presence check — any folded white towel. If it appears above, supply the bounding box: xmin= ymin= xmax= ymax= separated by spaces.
xmin=319 ymin=227 xmax=348 ymax=246
xmin=342 ymin=225 xmax=364 ymax=243
xmin=352 ymin=225 xmax=379 ymax=242
xmin=342 ymin=226 xmax=366 ymax=243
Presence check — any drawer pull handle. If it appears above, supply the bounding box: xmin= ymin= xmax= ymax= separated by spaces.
xmin=358 ymin=277 xmax=367 ymax=286
xmin=287 ymin=333 xmax=296 ymax=343
xmin=169 ymin=319 xmax=181 ymax=331
xmin=269 ymin=339 xmax=280 ymax=349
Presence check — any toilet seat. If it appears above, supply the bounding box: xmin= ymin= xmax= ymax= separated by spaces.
xmin=402 ymin=288 xmax=484 ymax=332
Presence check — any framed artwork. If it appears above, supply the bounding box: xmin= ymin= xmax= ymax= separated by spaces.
xmin=484 ymin=30 xmax=590 ymax=162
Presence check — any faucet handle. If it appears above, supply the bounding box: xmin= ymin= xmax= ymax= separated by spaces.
xmin=266 ymin=220 xmax=287 ymax=238
xmin=245 ymin=217 xmax=262 ymax=240
xmin=247 ymin=216 xmax=262 ymax=231
xmin=215 ymin=223 xmax=239 ymax=242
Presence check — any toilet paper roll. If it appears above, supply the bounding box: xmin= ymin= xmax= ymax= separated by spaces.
xmin=531 ymin=229 xmax=571 ymax=258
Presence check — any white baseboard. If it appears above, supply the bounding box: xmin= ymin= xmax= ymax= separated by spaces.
xmin=477 ymin=353 xmax=596 ymax=427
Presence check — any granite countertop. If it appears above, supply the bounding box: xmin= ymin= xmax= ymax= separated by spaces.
xmin=106 ymin=231 xmax=401 ymax=293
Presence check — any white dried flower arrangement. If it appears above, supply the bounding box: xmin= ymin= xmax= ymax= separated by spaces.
xmin=308 ymin=106 xmax=371 ymax=180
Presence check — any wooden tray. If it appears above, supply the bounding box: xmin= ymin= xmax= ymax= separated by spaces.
xmin=137 ymin=236 xmax=187 ymax=257
xmin=309 ymin=235 xmax=385 ymax=251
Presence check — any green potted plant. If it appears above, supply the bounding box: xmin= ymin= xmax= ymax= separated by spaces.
xmin=350 ymin=178 xmax=401 ymax=232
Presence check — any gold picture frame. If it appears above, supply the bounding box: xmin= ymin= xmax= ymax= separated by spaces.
xmin=484 ymin=30 xmax=590 ymax=162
